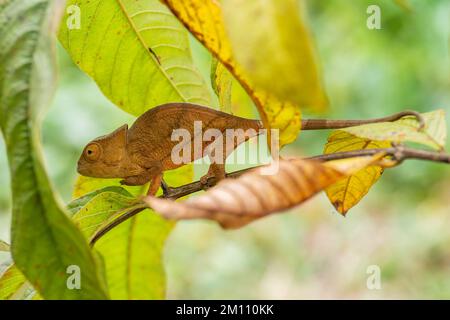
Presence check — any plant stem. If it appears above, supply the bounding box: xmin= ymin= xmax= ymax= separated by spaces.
xmin=89 ymin=145 xmax=450 ymax=246
xmin=301 ymin=110 xmax=425 ymax=130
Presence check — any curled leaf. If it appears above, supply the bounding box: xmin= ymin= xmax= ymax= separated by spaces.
xmin=143 ymin=156 xmax=383 ymax=228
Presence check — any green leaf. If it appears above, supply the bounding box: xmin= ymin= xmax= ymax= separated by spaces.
xmin=0 ymin=265 xmax=31 ymax=300
xmin=0 ymin=262 xmax=43 ymax=300
xmin=71 ymin=190 xmax=137 ymax=240
xmin=0 ymin=0 xmax=107 ymax=299
xmin=58 ymin=0 xmax=211 ymax=116
xmin=71 ymin=165 xmax=192 ymax=299
xmin=95 ymin=211 xmax=172 ymax=299
xmin=70 ymin=183 xmax=170 ymax=299
xmin=0 ymin=187 xmax=134 ymax=300
xmin=222 ymin=0 xmax=327 ymax=109
xmin=340 ymin=110 xmax=447 ymax=150
xmin=0 ymin=241 xmax=36 ymax=300
xmin=68 ymin=186 xmax=134 ymax=215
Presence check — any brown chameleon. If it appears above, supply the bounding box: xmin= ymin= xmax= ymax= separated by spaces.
xmin=77 ymin=103 xmax=263 ymax=195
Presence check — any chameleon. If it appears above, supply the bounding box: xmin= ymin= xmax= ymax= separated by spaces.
xmin=77 ymin=103 xmax=263 ymax=195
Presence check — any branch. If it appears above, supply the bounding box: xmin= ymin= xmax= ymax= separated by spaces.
xmin=301 ymin=110 xmax=425 ymax=130
xmin=310 ymin=147 xmax=450 ymax=163
xmin=89 ymin=145 xmax=450 ymax=246
xmin=163 ymin=146 xmax=450 ymax=200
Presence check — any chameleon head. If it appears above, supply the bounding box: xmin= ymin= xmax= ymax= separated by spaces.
xmin=77 ymin=124 xmax=129 ymax=178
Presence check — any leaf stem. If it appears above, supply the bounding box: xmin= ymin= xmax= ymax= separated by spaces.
xmin=301 ymin=110 xmax=425 ymax=130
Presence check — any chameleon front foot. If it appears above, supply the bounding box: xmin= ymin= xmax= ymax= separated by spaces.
xmin=200 ymin=174 xmax=215 ymax=189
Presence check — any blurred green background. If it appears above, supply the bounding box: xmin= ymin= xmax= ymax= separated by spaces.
xmin=1 ymin=0 xmax=450 ymax=299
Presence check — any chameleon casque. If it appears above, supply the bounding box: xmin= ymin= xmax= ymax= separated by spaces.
xmin=77 ymin=103 xmax=263 ymax=195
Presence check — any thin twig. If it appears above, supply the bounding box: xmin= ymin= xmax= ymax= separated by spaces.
xmin=89 ymin=145 xmax=450 ymax=246
xmin=301 ymin=110 xmax=425 ymax=130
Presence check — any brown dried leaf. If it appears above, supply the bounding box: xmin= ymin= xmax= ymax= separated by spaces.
xmin=144 ymin=156 xmax=383 ymax=228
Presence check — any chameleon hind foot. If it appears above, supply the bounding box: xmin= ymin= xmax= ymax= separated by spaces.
xmin=160 ymin=179 xmax=173 ymax=197
xmin=200 ymin=163 xmax=226 ymax=189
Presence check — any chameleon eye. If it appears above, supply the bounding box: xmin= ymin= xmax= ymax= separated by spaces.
xmin=84 ymin=143 xmax=101 ymax=162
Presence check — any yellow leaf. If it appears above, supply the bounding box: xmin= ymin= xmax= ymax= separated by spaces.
xmin=222 ymin=0 xmax=327 ymax=109
xmin=324 ymin=131 xmax=391 ymax=215
xmin=211 ymin=58 xmax=233 ymax=114
xmin=162 ymin=0 xmax=304 ymax=146
xmin=0 ymin=264 xmax=31 ymax=300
